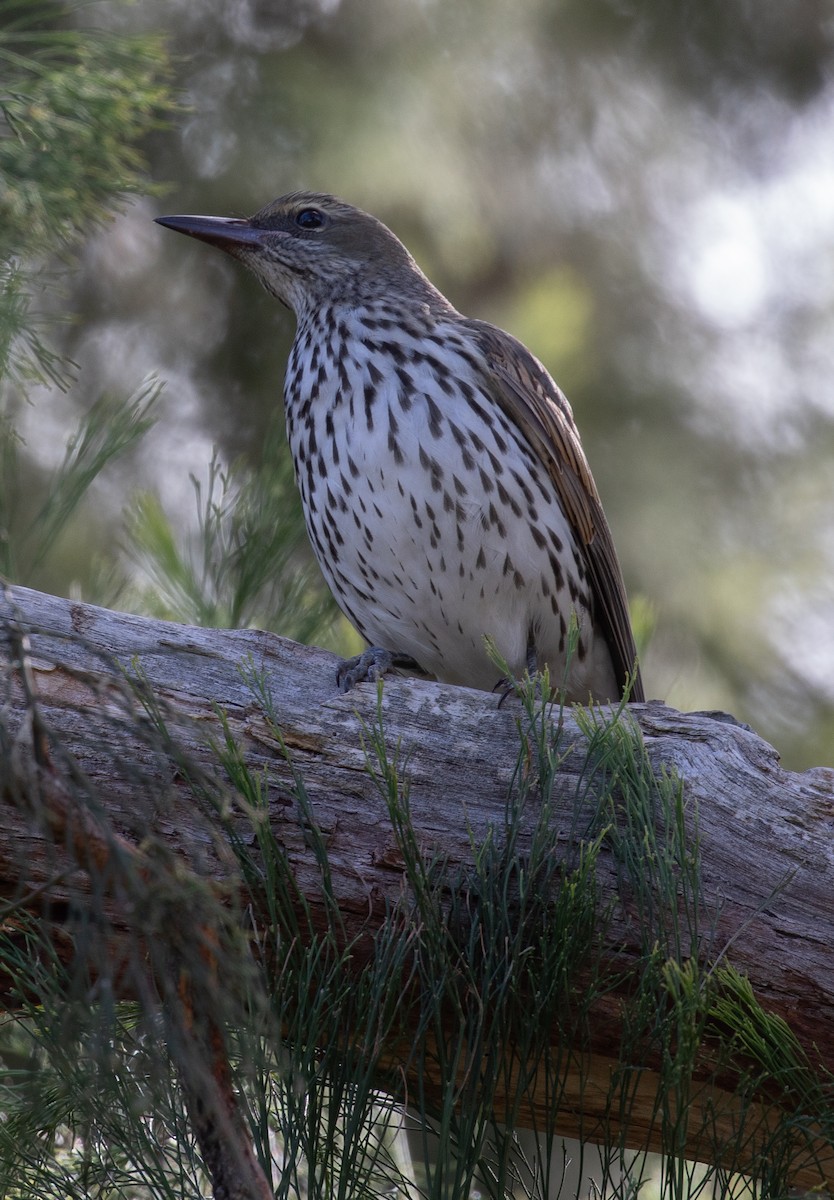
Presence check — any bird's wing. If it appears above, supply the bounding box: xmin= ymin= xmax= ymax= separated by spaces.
xmin=463 ymin=318 xmax=644 ymax=702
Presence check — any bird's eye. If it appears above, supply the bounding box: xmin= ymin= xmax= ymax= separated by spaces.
xmin=295 ymin=208 xmax=326 ymax=230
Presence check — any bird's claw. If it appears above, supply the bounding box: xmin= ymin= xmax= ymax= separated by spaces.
xmin=492 ymin=676 xmax=517 ymax=708
xmin=336 ymin=647 xmax=397 ymax=692
xmin=491 ymin=672 xmax=554 ymax=708
xmin=336 ymin=648 xmax=426 ymax=692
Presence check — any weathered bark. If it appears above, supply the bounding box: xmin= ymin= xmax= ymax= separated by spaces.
xmin=1 ymin=583 xmax=833 ymax=1187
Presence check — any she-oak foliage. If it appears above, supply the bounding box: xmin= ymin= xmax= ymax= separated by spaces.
xmin=0 ymin=0 xmax=170 ymax=385
xmin=0 ymin=0 xmax=172 ymax=590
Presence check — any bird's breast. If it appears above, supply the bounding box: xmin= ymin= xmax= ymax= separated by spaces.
xmin=282 ymin=320 xmax=599 ymax=691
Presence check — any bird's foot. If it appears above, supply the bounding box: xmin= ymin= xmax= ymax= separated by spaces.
xmin=491 ymin=670 xmax=553 ymax=709
xmin=491 ymin=638 xmax=543 ymax=708
xmin=336 ymin=648 xmax=423 ymax=692
xmin=492 ymin=676 xmax=518 ymax=709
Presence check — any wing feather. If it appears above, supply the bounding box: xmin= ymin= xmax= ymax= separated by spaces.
xmin=463 ymin=319 xmax=644 ymax=702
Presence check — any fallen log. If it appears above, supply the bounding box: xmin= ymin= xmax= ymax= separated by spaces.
xmin=1 ymin=583 xmax=832 ymax=1188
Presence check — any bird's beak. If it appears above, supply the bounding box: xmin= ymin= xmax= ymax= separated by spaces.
xmin=154 ymin=214 xmax=265 ymax=253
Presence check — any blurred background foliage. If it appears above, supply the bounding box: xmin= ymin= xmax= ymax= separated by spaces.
xmin=2 ymin=0 xmax=834 ymax=768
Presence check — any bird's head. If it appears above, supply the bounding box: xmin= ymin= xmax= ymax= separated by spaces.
xmin=155 ymin=191 xmax=443 ymax=315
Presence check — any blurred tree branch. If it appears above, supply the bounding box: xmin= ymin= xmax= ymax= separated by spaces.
xmin=1 ymin=582 xmax=833 ymax=1190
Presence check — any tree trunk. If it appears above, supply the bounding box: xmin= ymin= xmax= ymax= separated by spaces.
xmin=1 ymin=583 xmax=833 ymax=1188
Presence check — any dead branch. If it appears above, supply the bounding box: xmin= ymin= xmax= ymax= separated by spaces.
xmin=1 ymin=583 xmax=833 ymax=1188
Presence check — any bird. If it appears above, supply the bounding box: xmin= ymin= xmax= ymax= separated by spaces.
xmin=155 ymin=192 xmax=644 ymax=704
